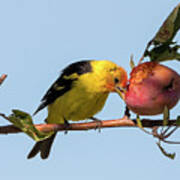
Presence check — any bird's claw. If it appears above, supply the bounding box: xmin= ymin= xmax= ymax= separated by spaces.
xmin=91 ymin=117 xmax=102 ymax=133
xmin=64 ymin=120 xmax=70 ymax=135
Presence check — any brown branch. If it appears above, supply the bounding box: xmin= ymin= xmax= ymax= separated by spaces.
xmin=0 ymin=117 xmax=177 ymax=135
xmin=0 ymin=74 xmax=7 ymax=85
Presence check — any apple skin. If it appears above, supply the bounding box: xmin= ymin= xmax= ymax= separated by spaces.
xmin=125 ymin=62 xmax=180 ymax=115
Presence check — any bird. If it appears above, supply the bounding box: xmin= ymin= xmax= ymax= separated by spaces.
xmin=27 ymin=60 xmax=127 ymax=159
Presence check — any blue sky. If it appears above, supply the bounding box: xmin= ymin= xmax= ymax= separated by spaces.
xmin=0 ymin=0 xmax=180 ymax=179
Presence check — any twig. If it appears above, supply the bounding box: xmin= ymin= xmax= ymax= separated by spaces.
xmin=152 ymin=126 xmax=180 ymax=145
xmin=0 ymin=74 xmax=7 ymax=85
xmin=0 ymin=116 xmax=177 ymax=135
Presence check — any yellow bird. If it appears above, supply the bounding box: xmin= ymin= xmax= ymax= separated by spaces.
xmin=28 ymin=60 xmax=127 ymax=159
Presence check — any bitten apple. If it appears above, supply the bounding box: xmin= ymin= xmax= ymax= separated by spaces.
xmin=125 ymin=62 xmax=180 ymax=115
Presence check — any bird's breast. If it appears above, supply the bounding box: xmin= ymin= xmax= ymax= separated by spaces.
xmin=47 ymin=87 xmax=109 ymax=123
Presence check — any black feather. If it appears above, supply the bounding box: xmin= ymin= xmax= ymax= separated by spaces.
xmin=33 ymin=60 xmax=92 ymax=115
xmin=27 ymin=133 xmax=57 ymax=159
xmin=62 ymin=60 xmax=92 ymax=76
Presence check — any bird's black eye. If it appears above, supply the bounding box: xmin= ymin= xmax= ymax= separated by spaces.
xmin=114 ymin=77 xmax=119 ymax=84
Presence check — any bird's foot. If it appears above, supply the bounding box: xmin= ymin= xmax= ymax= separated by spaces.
xmin=90 ymin=117 xmax=102 ymax=133
xmin=64 ymin=120 xmax=70 ymax=135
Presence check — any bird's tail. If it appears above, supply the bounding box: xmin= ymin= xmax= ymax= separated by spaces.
xmin=27 ymin=132 xmax=57 ymax=159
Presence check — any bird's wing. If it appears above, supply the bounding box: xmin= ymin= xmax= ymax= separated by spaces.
xmin=33 ymin=60 xmax=92 ymax=115
xmin=33 ymin=76 xmax=74 ymax=115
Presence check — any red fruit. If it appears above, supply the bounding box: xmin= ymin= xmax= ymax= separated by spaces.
xmin=125 ymin=62 xmax=180 ymax=115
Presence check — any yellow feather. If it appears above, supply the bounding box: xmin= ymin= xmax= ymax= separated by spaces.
xmin=28 ymin=60 xmax=127 ymax=159
xmin=47 ymin=60 xmax=120 ymax=123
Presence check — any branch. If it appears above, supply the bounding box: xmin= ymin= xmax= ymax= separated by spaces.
xmin=0 ymin=74 xmax=7 ymax=85
xmin=0 ymin=116 xmax=177 ymax=135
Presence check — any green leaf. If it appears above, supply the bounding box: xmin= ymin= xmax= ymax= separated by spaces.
xmin=176 ymin=116 xmax=180 ymax=126
xmin=153 ymin=3 xmax=180 ymax=43
xmin=8 ymin=110 xmax=53 ymax=141
xmin=163 ymin=106 xmax=169 ymax=126
xmin=142 ymin=3 xmax=180 ymax=63
xmin=156 ymin=142 xmax=175 ymax=160
xmin=147 ymin=44 xmax=180 ymax=62
xmin=136 ymin=115 xmax=143 ymax=128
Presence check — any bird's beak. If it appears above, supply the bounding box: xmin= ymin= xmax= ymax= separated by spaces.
xmin=115 ymin=86 xmax=126 ymax=100
xmin=114 ymin=67 xmax=128 ymax=99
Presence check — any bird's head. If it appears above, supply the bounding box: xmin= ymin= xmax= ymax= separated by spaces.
xmin=90 ymin=60 xmax=127 ymax=96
